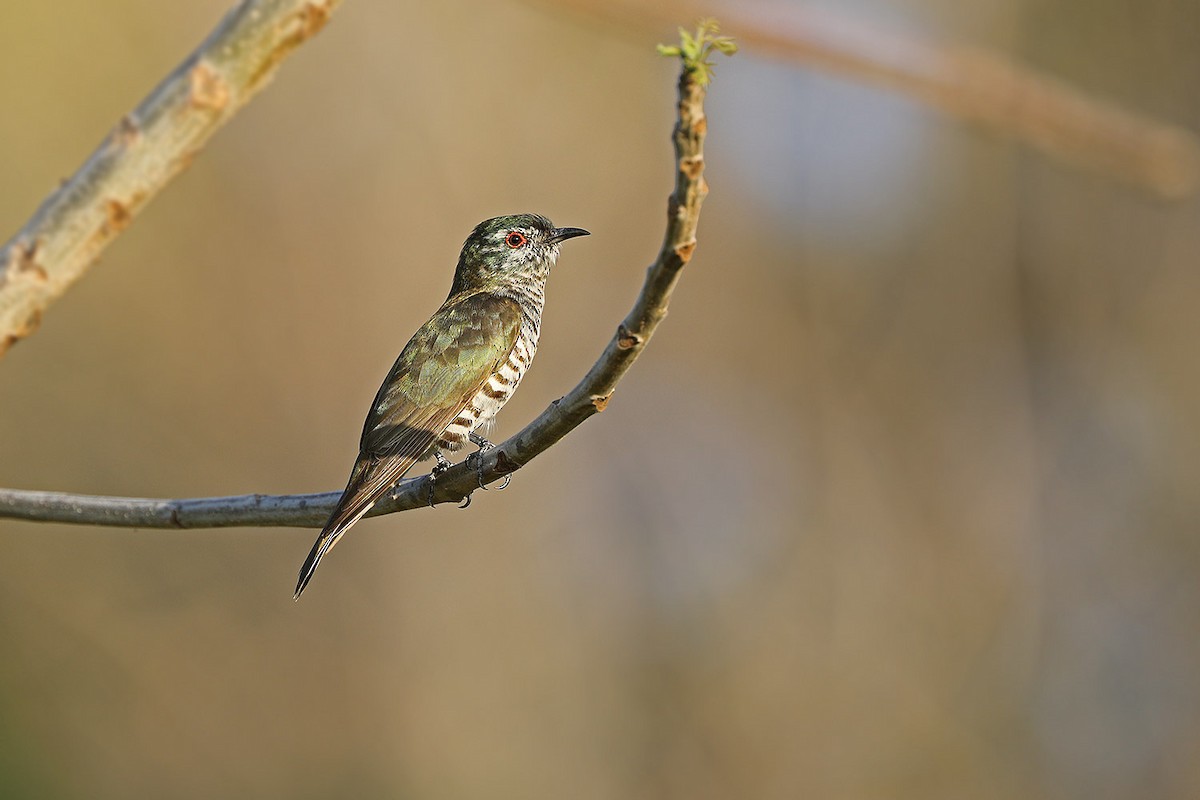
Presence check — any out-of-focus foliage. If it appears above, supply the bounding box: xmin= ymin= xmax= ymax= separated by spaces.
xmin=1 ymin=1 xmax=1198 ymax=798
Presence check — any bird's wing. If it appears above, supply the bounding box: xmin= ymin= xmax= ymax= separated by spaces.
xmin=360 ymin=292 xmax=523 ymax=457
xmin=294 ymin=292 xmax=522 ymax=598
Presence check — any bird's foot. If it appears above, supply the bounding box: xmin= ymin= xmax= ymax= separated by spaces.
xmin=428 ymin=450 xmax=474 ymax=509
xmin=467 ymin=433 xmax=511 ymax=490
xmin=428 ymin=451 xmax=452 ymax=507
xmin=467 ymin=433 xmax=492 ymax=490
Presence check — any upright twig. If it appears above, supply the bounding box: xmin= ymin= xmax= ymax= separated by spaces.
xmin=0 ymin=0 xmax=343 ymax=356
xmin=0 ymin=23 xmax=735 ymax=529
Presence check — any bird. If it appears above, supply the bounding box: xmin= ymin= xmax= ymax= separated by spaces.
xmin=294 ymin=213 xmax=589 ymax=598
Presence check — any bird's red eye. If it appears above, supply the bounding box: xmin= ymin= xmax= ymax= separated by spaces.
xmin=505 ymin=231 xmax=528 ymax=248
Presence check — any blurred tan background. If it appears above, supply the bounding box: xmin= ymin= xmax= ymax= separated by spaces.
xmin=2 ymin=1 xmax=1199 ymax=797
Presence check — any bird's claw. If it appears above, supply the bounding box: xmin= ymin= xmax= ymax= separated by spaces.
xmin=465 ymin=438 xmax=508 ymax=489
xmin=468 ymin=433 xmax=496 ymax=491
xmin=428 ymin=451 xmax=451 ymax=508
xmin=466 ymin=433 xmax=513 ymax=491
xmin=465 ymin=453 xmax=511 ymax=491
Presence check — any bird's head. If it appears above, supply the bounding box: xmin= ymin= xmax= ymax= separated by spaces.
xmin=450 ymin=213 xmax=589 ymax=296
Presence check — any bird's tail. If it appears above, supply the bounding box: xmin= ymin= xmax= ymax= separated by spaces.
xmin=293 ymin=459 xmax=379 ymax=600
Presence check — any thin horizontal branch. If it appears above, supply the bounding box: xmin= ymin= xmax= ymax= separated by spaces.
xmin=534 ymin=0 xmax=1200 ymax=199
xmin=0 ymin=37 xmax=721 ymax=529
xmin=0 ymin=0 xmax=343 ymax=357
xmin=0 ymin=488 xmax=338 ymax=529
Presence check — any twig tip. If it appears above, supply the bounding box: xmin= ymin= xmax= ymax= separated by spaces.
xmin=657 ymin=18 xmax=738 ymax=85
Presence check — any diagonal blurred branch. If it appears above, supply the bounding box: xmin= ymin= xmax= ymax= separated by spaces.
xmin=0 ymin=0 xmax=343 ymax=357
xmin=535 ymin=0 xmax=1200 ymax=199
xmin=0 ymin=31 xmax=727 ymax=529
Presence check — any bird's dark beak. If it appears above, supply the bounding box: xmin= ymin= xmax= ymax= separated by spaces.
xmin=549 ymin=227 xmax=590 ymax=244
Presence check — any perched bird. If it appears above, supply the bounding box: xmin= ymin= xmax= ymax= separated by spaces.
xmin=294 ymin=214 xmax=589 ymax=598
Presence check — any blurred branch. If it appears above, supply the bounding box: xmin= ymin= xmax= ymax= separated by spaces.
xmin=0 ymin=26 xmax=729 ymax=529
xmin=536 ymin=0 xmax=1200 ymax=199
xmin=0 ymin=0 xmax=343 ymax=357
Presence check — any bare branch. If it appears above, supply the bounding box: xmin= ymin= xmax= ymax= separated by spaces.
xmin=535 ymin=0 xmax=1200 ymax=199
xmin=0 ymin=28 xmax=726 ymax=530
xmin=0 ymin=0 xmax=343 ymax=357
xmin=0 ymin=488 xmax=337 ymax=529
